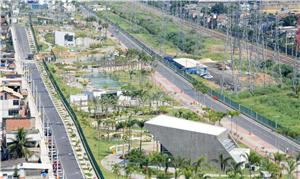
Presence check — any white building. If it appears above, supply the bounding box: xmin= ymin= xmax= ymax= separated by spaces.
xmin=55 ymin=31 xmax=75 ymax=47
xmin=89 ymin=89 xmax=122 ymax=99
xmin=70 ymin=93 xmax=88 ymax=106
xmin=173 ymin=58 xmax=208 ymax=75
xmin=0 ymin=86 xmax=23 ymax=119
xmin=145 ymin=115 xmax=249 ymax=165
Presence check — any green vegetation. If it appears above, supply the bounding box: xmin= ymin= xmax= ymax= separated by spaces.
xmin=38 ymin=41 xmax=49 ymax=51
xmin=99 ymin=2 xmax=207 ymax=57
xmin=8 ymin=128 xmax=32 ymax=159
xmin=45 ymin=32 xmax=55 ymax=44
xmin=231 ymin=85 xmax=300 ymax=135
xmin=76 ymin=112 xmax=126 ymax=179
xmin=48 ymin=63 xmax=81 ymax=98
xmin=97 ymin=2 xmax=300 ymax=138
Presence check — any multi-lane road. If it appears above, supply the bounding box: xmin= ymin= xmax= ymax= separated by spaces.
xmin=28 ymin=64 xmax=84 ymax=179
xmin=79 ymin=4 xmax=300 ymax=154
xmin=11 ymin=25 xmax=31 ymax=60
xmin=11 ymin=24 xmax=84 ymax=179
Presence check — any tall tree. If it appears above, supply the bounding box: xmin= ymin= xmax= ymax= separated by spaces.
xmin=285 ymin=157 xmax=297 ymax=179
xmin=136 ymin=120 xmax=145 ymax=151
xmin=172 ymin=156 xmax=185 ymax=179
xmin=213 ymin=153 xmax=232 ymax=175
xmin=244 ymin=151 xmax=261 ymax=179
xmin=8 ymin=128 xmax=32 ymax=159
xmin=226 ymin=161 xmax=244 ymax=178
xmin=227 ymin=110 xmax=240 ymax=132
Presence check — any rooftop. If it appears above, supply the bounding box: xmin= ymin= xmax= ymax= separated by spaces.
xmin=146 ymin=115 xmax=227 ymax=136
xmin=173 ymin=58 xmax=207 ymax=68
xmin=5 ymin=119 xmax=33 ymax=131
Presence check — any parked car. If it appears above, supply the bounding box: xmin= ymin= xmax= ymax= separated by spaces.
xmin=202 ymin=74 xmax=213 ymax=79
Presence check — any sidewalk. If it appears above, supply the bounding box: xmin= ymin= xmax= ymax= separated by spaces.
xmin=151 ymin=71 xmax=282 ymax=156
xmin=150 ymin=72 xmax=204 ymax=114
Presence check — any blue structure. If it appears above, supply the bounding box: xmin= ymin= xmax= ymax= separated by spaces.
xmin=30 ymin=3 xmax=48 ymax=10
xmin=163 ymin=56 xmax=208 ymax=76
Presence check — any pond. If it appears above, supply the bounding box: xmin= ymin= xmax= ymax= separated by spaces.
xmin=84 ymin=72 xmax=121 ymax=89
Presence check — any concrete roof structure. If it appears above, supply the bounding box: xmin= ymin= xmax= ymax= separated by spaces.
xmin=145 ymin=115 xmax=249 ymax=164
xmin=0 ymin=86 xmax=23 ymax=98
xmin=173 ymin=58 xmax=207 ymax=69
xmin=146 ymin=115 xmax=226 ymax=136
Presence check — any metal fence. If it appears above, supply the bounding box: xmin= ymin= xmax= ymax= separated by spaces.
xmin=42 ymin=60 xmax=105 ymax=179
xmin=107 ymin=19 xmax=300 ymax=144
xmin=29 ymin=13 xmax=40 ymax=52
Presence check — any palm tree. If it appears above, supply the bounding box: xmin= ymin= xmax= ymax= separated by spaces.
xmin=116 ymin=121 xmax=126 ymax=158
xmin=149 ymin=152 xmax=164 ymax=170
xmin=285 ymin=157 xmax=297 ymax=179
xmin=226 ymin=161 xmax=244 ymax=178
xmin=244 ymin=151 xmax=261 ymax=179
xmin=172 ymin=156 xmax=185 ymax=179
xmin=126 ymin=117 xmax=136 ymax=151
xmin=112 ymin=163 xmax=121 ymax=179
xmin=8 ymin=128 xmax=32 ymax=159
xmin=136 ymin=120 xmax=145 ymax=151
xmin=145 ymin=167 xmax=154 ymax=179
xmin=102 ymin=22 xmax=109 ymax=39
xmin=261 ymin=158 xmax=281 ymax=178
xmin=213 ymin=153 xmax=232 ymax=175
xmin=273 ymin=152 xmax=286 ymax=164
xmin=227 ymin=110 xmax=240 ymax=133
xmin=193 ymin=156 xmax=208 ymax=174
xmin=205 ymin=110 xmax=226 ymax=125
xmin=181 ymin=166 xmax=193 ymax=179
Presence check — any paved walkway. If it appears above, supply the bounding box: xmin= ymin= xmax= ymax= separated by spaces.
xmin=150 ymin=72 xmax=204 ymax=114
xmin=150 ymin=71 xmax=283 ymax=157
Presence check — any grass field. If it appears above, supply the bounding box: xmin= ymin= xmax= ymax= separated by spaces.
xmin=230 ymin=86 xmax=300 ymax=135
xmin=76 ymin=113 xmax=126 ymax=179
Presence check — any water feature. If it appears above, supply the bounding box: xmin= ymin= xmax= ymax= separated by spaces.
xmin=84 ymin=72 xmax=121 ymax=89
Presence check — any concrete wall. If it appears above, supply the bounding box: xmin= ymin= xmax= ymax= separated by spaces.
xmin=145 ymin=123 xmax=232 ymax=163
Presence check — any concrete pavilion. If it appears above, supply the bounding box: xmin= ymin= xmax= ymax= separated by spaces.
xmin=145 ymin=115 xmax=249 ymax=163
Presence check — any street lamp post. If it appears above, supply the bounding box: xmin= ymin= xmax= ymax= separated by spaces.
xmin=273 ymin=115 xmax=280 ymax=151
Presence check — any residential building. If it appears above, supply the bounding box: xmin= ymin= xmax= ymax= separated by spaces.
xmin=55 ymin=31 xmax=75 ymax=47
xmin=0 ymin=86 xmax=25 ymax=119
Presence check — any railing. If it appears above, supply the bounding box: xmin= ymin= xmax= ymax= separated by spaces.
xmin=105 ymin=17 xmax=300 ymax=144
xmin=42 ymin=60 xmax=105 ymax=179
xmin=28 ymin=13 xmax=40 ymax=53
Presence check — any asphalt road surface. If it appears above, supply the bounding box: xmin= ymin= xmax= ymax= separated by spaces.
xmin=12 ymin=25 xmax=31 ymax=60
xmin=28 ymin=63 xmax=84 ymax=179
xmin=105 ymin=16 xmax=300 ymax=154
xmin=79 ymin=1 xmax=300 ymax=153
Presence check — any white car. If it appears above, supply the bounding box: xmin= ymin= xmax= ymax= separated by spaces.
xmin=202 ymin=74 xmax=213 ymax=79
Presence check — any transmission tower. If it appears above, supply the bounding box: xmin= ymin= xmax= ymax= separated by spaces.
xmin=275 ymin=12 xmax=283 ymax=86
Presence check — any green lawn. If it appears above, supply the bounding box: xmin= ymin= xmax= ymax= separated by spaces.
xmin=77 ymin=113 xmax=126 ymax=179
xmin=231 ymin=86 xmax=300 ymax=134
